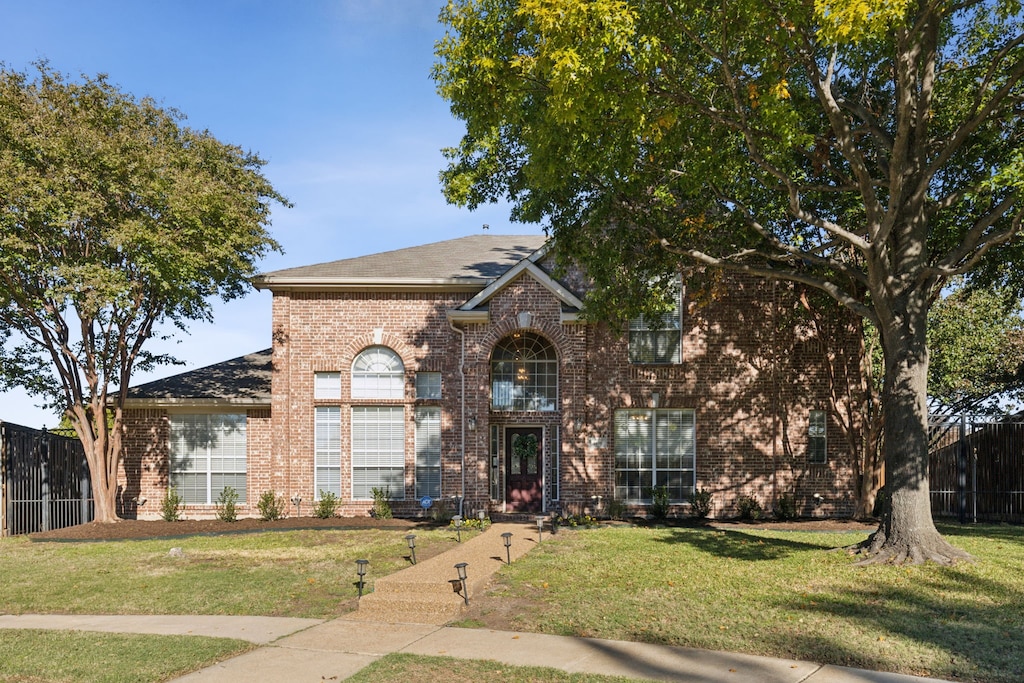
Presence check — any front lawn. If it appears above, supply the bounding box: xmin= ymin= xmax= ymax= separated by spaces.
xmin=467 ymin=522 xmax=1024 ymax=682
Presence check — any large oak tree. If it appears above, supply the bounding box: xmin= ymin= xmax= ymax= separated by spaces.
xmin=0 ymin=64 xmax=287 ymax=523
xmin=434 ymin=0 xmax=1024 ymax=563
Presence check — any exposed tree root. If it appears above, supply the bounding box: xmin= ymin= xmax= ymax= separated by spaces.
xmin=845 ymin=527 xmax=974 ymax=566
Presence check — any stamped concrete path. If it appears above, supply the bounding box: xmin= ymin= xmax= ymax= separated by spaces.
xmin=0 ymin=522 xmax=952 ymax=682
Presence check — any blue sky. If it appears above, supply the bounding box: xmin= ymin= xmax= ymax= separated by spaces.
xmin=0 ymin=0 xmax=538 ymax=428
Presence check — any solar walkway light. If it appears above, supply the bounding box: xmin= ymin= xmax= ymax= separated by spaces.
xmin=501 ymin=532 xmax=513 ymax=565
xmin=536 ymin=515 xmax=545 ymax=543
xmin=454 ymin=562 xmax=469 ymax=606
xmin=355 ymin=559 xmax=369 ymax=599
xmin=453 ymin=514 xmax=463 ymax=543
xmin=405 ymin=533 xmax=417 ymax=565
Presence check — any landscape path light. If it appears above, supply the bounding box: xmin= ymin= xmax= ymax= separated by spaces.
xmin=291 ymin=495 xmax=302 ymax=518
xmin=535 ymin=515 xmax=545 ymax=543
xmin=355 ymin=559 xmax=369 ymax=599
xmin=405 ymin=533 xmax=417 ymax=565
xmin=501 ymin=532 xmax=513 ymax=565
xmin=454 ymin=562 xmax=469 ymax=606
xmin=453 ymin=514 xmax=463 ymax=543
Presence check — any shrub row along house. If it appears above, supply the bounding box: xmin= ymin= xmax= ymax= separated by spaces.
xmin=120 ymin=235 xmax=864 ymax=520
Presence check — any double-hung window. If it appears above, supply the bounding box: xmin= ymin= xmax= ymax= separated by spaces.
xmin=614 ymin=409 xmax=695 ymax=503
xmin=169 ymin=413 xmax=247 ymax=504
xmin=314 ymin=406 xmax=341 ymax=497
xmin=414 ymin=407 xmax=441 ymax=499
xmin=351 ymin=406 xmax=405 ymax=500
xmin=628 ymin=281 xmax=682 ymax=364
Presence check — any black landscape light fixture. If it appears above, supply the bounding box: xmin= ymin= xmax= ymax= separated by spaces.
xmin=355 ymin=559 xmax=369 ymax=598
xmin=406 ymin=533 xmax=417 ymax=564
xmin=453 ymin=514 xmax=463 ymax=543
xmin=454 ymin=562 xmax=469 ymax=606
xmin=501 ymin=532 xmax=513 ymax=565
xmin=536 ymin=515 xmax=545 ymax=543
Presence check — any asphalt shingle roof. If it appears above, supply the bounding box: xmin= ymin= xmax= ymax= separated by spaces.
xmin=255 ymin=234 xmax=547 ymax=286
xmin=125 ymin=349 xmax=271 ymax=403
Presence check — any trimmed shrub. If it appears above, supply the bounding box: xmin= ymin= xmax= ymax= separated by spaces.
xmin=160 ymin=488 xmax=183 ymax=522
xmin=313 ymin=491 xmax=340 ymax=519
xmin=215 ymin=486 xmax=239 ymax=522
xmin=689 ymin=487 xmax=713 ymax=518
xmin=257 ymin=490 xmax=285 ymax=521
xmin=736 ymin=494 xmax=763 ymax=521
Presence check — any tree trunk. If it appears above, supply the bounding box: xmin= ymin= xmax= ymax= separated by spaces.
xmin=70 ymin=405 xmax=121 ymax=523
xmin=855 ymin=295 xmax=971 ymax=564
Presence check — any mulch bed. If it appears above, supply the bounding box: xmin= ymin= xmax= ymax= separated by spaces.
xmin=28 ymin=515 xmax=877 ymax=542
xmin=29 ymin=515 xmax=430 ymax=542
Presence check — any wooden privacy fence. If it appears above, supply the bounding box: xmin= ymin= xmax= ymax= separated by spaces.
xmin=1 ymin=421 xmax=93 ymax=536
xmin=929 ymin=418 xmax=1024 ymax=524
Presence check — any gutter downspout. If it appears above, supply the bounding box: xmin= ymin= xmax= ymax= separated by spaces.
xmin=449 ymin=318 xmax=466 ymax=517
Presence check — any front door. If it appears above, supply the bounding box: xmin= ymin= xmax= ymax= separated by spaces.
xmin=506 ymin=427 xmax=543 ymax=512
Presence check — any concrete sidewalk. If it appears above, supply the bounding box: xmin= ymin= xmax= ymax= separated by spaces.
xmin=0 ymin=613 xmax=953 ymax=682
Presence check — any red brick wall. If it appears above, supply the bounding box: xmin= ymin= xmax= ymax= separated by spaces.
xmin=121 ymin=269 xmax=863 ymax=521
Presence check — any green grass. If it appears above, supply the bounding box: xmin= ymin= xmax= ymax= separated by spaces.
xmin=0 ymin=629 xmax=251 ymax=683
xmin=347 ymin=653 xmax=649 ymax=683
xmin=0 ymin=528 xmax=457 ymax=618
xmin=475 ymin=522 xmax=1024 ymax=682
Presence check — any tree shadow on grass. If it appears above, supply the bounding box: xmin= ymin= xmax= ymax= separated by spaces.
xmin=936 ymin=521 xmax=1024 ymax=546
xmin=758 ymin=566 xmax=1024 ymax=682
xmin=653 ymin=527 xmax=853 ymax=561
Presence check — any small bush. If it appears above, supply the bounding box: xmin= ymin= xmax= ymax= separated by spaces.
xmin=160 ymin=488 xmax=183 ymax=522
xmin=554 ymin=513 xmax=600 ymax=528
xmin=256 ymin=490 xmax=285 ymax=521
xmin=313 ymin=491 xmax=340 ymax=519
xmin=650 ymin=485 xmax=670 ymax=521
xmin=606 ymin=498 xmax=628 ymax=521
xmin=736 ymin=494 xmax=763 ymax=521
xmin=689 ymin=487 xmax=713 ymax=518
xmin=452 ymin=516 xmax=490 ymax=531
xmin=775 ymin=492 xmax=799 ymax=520
xmin=215 ymin=487 xmax=239 ymax=522
xmin=370 ymin=487 xmax=392 ymax=519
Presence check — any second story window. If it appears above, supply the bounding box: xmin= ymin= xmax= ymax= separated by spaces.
xmin=628 ymin=280 xmax=682 ymax=364
xmin=491 ymin=332 xmax=557 ymax=411
xmin=352 ymin=346 xmax=404 ymax=399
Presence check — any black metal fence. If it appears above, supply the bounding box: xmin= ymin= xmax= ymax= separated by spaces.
xmin=1 ymin=421 xmax=93 ymax=536
xmin=929 ymin=417 xmax=1024 ymax=524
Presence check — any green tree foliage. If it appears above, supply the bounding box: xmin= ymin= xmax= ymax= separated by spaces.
xmin=435 ymin=0 xmax=1024 ymax=563
xmin=0 ymin=63 xmax=288 ymax=522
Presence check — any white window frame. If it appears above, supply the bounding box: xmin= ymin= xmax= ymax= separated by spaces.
xmin=414 ymin=407 xmax=441 ymax=499
xmin=314 ymin=372 xmax=341 ymax=399
xmin=614 ymin=409 xmax=695 ymax=503
xmin=314 ymin=406 xmax=341 ymax=498
xmin=169 ymin=413 xmax=247 ymax=505
xmin=628 ymin=281 xmax=682 ymax=364
xmin=352 ymin=346 xmax=405 ymax=399
xmin=351 ymin=406 xmax=405 ymax=500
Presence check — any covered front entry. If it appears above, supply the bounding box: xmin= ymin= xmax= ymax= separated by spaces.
xmin=505 ymin=426 xmax=543 ymax=512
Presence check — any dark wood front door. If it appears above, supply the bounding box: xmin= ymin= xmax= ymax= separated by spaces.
xmin=506 ymin=427 xmax=543 ymax=512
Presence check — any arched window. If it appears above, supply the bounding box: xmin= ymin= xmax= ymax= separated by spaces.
xmin=491 ymin=332 xmax=557 ymax=411
xmin=352 ymin=346 xmax=405 ymax=399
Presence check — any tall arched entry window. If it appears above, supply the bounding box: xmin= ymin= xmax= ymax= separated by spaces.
xmin=490 ymin=332 xmax=557 ymax=411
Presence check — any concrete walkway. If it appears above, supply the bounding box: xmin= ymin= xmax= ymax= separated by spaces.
xmin=0 ymin=522 xmax=953 ymax=682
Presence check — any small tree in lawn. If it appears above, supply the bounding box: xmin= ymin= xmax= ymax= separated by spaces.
xmin=0 ymin=63 xmax=288 ymax=523
xmin=435 ymin=0 xmax=1024 ymax=564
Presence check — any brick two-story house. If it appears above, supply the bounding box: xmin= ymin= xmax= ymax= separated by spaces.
xmin=120 ymin=234 xmax=864 ymax=520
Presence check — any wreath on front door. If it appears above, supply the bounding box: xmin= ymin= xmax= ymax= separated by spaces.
xmin=513 ymin=433 xmax=538 ymax=460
